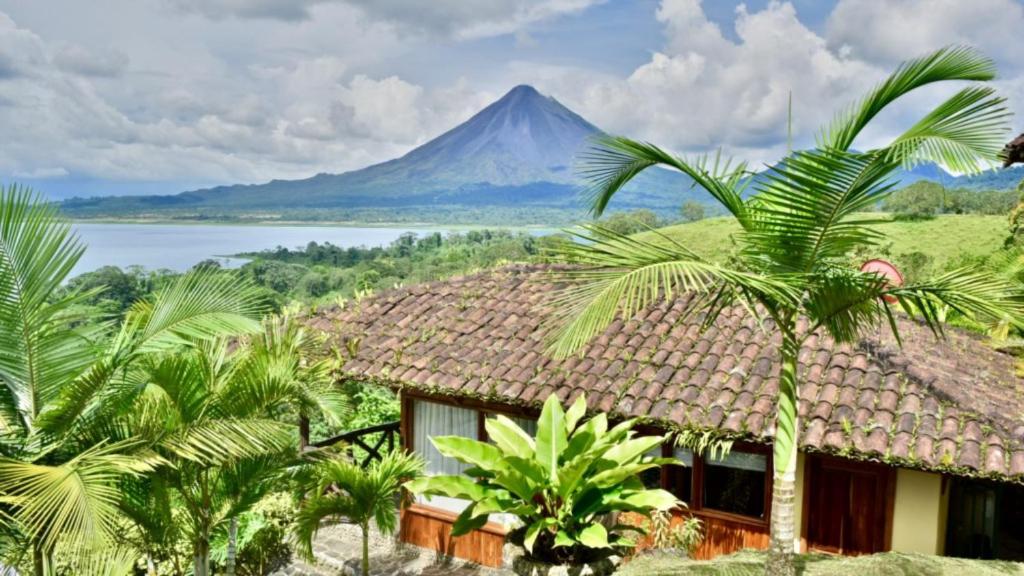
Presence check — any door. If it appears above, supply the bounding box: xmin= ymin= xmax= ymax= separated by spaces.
xmin=805 ymin=456 xmax=894 ymax=555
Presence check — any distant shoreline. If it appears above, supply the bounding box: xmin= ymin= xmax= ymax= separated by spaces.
xmin=69 ymin=217 xmax=559 ymax=232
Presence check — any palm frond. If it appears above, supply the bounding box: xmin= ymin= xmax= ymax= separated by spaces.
xmin=0 ymin=440 xmax=159 ymax=554
xmin=822 ymin=45 xmax=997 ymax=151
xmin=886 ymin=268 xmax=1024 ymax=337
xmin=158 ymin=418 xmax=294 ymax=464
xmin=547 ymin=224 xmax=798 ymax=358
xmin=0 ymin=185 xmax=101 ymax=433
xmin=745 ymin=149 xmax=896 ymax=272
xmin=579 ymin=136 xmax=749 ymax=220
xmin=120 ymin=269 xmax=264 ymax=356
xmin=884 ymin=86 xmax=1010 ymax=173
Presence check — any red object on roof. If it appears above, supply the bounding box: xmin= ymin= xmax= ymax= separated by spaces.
xmin=860 ymin=259 xmax=903 ymax=303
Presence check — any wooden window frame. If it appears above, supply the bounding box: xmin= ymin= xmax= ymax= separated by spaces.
xmin=676 ymin=441 xmax=774 ymax=528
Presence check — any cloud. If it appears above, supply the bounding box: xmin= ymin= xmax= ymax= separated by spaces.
xmin=826 ymin=0 xmax=1024 ymax=70
xmin=162 ymin=0 xmax=326 ymax=21
xmin=53 ymin=44 xmax=129 ymax=77
xmin=161 ymin=0 xmax=603 ymax=39
xmin=516 ymin=0 xmax=882 ymax=164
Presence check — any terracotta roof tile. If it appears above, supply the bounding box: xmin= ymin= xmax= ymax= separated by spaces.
xmin=314 ymin=264 xmax=1024 ymax=481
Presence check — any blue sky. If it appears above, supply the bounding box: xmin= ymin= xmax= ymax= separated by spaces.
xmin=0 ymin=0 xmax=1022 ymax=199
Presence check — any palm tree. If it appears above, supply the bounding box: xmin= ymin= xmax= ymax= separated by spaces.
xmin=293 ymin=450 xmax=424 ymax=576
xmin=547 ymin=46 xmax=1024 ymax=575
xmin=0 ymin=185 xmax=266 ymax=574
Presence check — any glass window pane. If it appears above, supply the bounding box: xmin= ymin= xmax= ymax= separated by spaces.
xmin=413 ymin=400 xmax=477 ymax=476
xmin=703 ymin=450 xmax=767 ymax=518
xmin=669 ymin=447 xmax=694 ymax=503
xmin=639 ymin=446 xmax=663 ymax=489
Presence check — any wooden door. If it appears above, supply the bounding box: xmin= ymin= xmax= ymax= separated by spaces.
xmin=805 ymin=456 xmax=894 ymax=555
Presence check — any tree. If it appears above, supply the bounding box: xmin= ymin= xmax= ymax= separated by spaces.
xmin=114 ymin=313 xmax=348 ymax=576
xmin=546 ymin=47 xmax=1024 ymax=576
xmin=407 ymin=394 xmax=680 ymax=565
xmin=599 ymin=209 xmax=662 ymax=235
xmin=293 ymin=450 xmax=424 ymax=576
xmin=680 ymin=200 xmax=706 ymax=223
xmin=0 ymin=185 xmax=266 ymax=574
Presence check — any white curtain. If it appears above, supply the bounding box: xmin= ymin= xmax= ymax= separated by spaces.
xmin=413 ymin=400 xmax=478 ymax=476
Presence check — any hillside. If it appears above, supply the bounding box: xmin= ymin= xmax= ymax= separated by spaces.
xmin=641 ymin=214 xmax=1007 ymax=270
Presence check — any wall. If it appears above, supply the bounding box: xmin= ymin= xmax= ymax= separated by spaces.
xmin=890 ymin=469 xmax=946 ymax=554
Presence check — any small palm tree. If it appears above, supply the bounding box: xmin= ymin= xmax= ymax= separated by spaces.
xmin=548 ymin=46 xmax=1024 ymax=576
xmin=293 ymin=450 xmax=424 ymax=576
xmin=0 ymin=185 xmax=265 ymax=574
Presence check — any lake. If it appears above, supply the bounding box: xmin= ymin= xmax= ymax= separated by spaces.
xmin=70 ymin=223 xmax=448 ymax=276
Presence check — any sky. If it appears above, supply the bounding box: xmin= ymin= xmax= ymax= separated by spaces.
xmin=1 ymin=0 xmax=1023 ymax=199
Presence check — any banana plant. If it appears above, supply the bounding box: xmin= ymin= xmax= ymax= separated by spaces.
xmin=406 ymin=393 xmax=680 ymax=565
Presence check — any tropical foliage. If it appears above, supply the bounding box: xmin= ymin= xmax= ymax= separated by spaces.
xmin=0 ymin=186 xmax=361 ymax=575
xmin=293 ymin=449 xmax=424 ymax=576
xmin=547 ymin=46 xmax=1024 ymax=575
xmin=407 ymin=393 xmax=680 ymax=565
xmin=0 ymin=185 xmax=271 ymax=574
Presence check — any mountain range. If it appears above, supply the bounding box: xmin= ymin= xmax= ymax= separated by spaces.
xmin=61 ymin=85 xmax=1021 ymax=224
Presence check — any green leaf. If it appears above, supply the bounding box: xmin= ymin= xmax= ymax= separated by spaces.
xmin=554 ymin=530 xmax=575 ymax=548
xmin=451 ymin=504 xmax=489 ymax=537
xmin=523 ymin=519 xmax=544 ymax=553
xmin=404 ymin=475 xmax=488 ymax=501
xmin=577 ymin=523 xmax=610 ymax=549
xmin=535 ymin=394 xmax=567 ymax=482
xmin=620 ymin=489 xmax=680 ymax=511
xmin=431 ymin=436 xmax=503 ymax=472
xmin=564 ymin=394 xmax=587 ymax=434
xmin=485 ymin=415 xmax=535 ymax=459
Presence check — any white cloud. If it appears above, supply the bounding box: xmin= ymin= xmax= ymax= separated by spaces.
xmin=162 ymin=0 xmax=604 ymax=39
xmin=515 ymin=1 xmax=882 ymax=165
xmin=826 ymin=0 xmax=1024 ymax=70
xmin=52 ymin=44 xmax=129 ymax=77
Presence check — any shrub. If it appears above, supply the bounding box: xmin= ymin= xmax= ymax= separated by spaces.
xmin=406 ymin=393 xmax=681 ymax=565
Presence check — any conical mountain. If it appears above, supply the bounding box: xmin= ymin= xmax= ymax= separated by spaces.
xmin=62 ymin=85 xmax=974 ymax=222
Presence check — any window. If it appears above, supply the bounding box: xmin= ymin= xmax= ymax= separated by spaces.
xmin=412 ymin=400 xmax=477 ymax=476
xmin=667 ymin=447 xmax=694 ymax=505
xmin=640 ymin=446 xmax=665 ymax=489
xmin=702 ymin=451 xmax=768 ymax=518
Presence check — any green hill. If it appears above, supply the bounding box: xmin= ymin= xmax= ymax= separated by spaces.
xmin=640 ymin=214 xmax=1007 ymax=271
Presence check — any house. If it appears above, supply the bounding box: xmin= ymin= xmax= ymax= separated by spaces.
xmin=308 ymin=264 xmax=1024 ymax=568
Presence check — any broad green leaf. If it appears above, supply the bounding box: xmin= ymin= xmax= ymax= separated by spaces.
xmin=405 ymin=475 xmax=487 ymax=501
xmin=620 ymin=489 xmax=680 ymax=512
xmin=564 ymin=394 xmax=587 ymax=434
xmin=577 ymin=523 xmax=610 ymax=549
xmin=431 ymin=436 xmax=503 ymax=472
xmin=602 ymin=435 xmax=666 ymax=466
xmin=451 ymin=504 xmax=489 ymax=537
xmin=523 ymin=519 xmax=544 ymax=553
xmin=554 ymin=530 xmax=575 ymax=548
xmin=485 ymin=415 xmax=535 ymax=459
xmin=535 ymin=394 xmax=567 ymax=482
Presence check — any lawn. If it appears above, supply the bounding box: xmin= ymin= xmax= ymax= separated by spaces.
xmin=618 ymin=550 xmax=1024 ymax=575
xmin=642 ymin=214 xmax=1007 ymax=270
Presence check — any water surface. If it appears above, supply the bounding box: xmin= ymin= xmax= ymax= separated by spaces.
xmin=71 ymin=223 xmax=443 ymax=276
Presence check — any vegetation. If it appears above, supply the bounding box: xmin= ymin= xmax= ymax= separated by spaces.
xmin=618 ymin=549 xmax=1024 ymax=576
xmin=548 ymin=46 xmax=1024 ymax=576
xmin=407 ymin=394 xmax=680 ymax=565
xmin=882 ymin=180 xmax=1017 ymax=219
xmin=293 ymin=450 xmax=424 ymax=576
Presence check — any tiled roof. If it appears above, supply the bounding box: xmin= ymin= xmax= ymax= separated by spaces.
xmin=308 ymin=264 xmax=1024 ymax=481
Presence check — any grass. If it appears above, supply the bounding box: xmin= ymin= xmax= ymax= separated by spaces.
xmin=618 ymin=550 xmax=1024 ymax=575
xmin=641 ymin=214 xmax=1007 ymax=270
